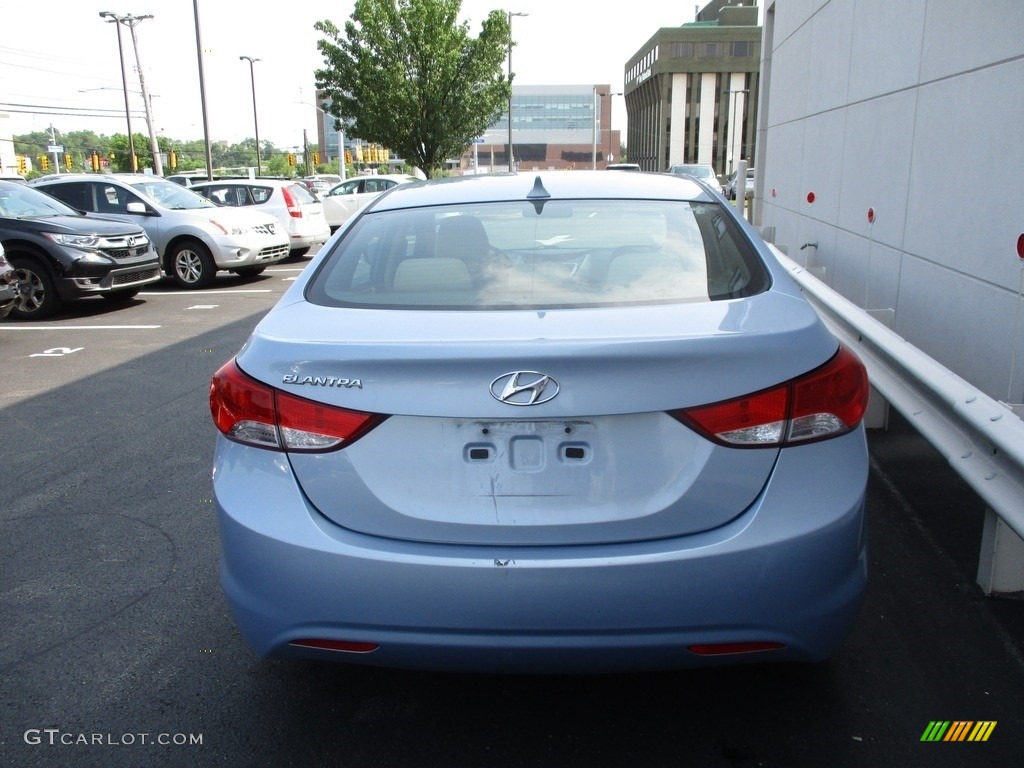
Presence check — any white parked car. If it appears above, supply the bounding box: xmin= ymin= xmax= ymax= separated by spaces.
xmin=321 ymin=174 xmax=420 ymax=231
xmin=31 ymin=174 xmax=290 ymax=288
xmin=302 ymin=175 xmax=342 ymax=195
xmin=191 ymin=179 xmax=331 ymax=257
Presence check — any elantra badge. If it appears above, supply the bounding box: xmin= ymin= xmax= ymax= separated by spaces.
xmin=490 ymin=371 xmax=559 ymax=406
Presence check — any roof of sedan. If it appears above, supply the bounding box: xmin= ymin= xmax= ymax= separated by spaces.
xmin=370 ymin=170 xmax=712 ymax=210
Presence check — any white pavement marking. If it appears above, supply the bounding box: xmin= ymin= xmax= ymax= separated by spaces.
xmin=138 ymin=289 xmax=273 ymax=296
xmin=187 ymin=305 xmax=220 ymax=310
xmin=0 ymin=325 xmax=162 ymax=330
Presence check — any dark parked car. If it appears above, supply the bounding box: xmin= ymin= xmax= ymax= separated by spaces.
xmin=0 ymin=242 xmax=18 ymax=318
xmin=0 ymin=180 xmax=161 ymax=319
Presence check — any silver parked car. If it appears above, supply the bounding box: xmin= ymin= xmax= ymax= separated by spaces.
xmin=667 ymin=163 xmax=720 ymax=189
xmin=191 ymin=179 xmax=331 ymax=258
xmin=210 ymin=171 xmax=870 ymax=674
xmin=31 ymin=174 xmax=290 ymax=288
xmin=724 ymin=167 xmax=757 ymax=200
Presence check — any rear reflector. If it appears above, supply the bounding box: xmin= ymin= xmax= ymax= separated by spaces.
xmin=688 ymin=642 xmax=786 ymax=656
xmin=672 ymin=345 xmax=868 ymax=447
xmin=210 ymin=359 xmax=386 ymax=452
xmin=289 ymin=639 xmax=379 ymax=653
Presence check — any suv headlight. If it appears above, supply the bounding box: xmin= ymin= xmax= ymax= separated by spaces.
xmin=42 ymin=232 xmax=102 ymax=250
xmin=209 ymin=219 xmax=250 ymax=236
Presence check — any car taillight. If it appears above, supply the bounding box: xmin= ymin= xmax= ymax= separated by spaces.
xmin=671 ymin=345 xmax=869 ymax=447
xmin=281 ymin=186 xmax=302 ymax=218
xmin=210 ymin=360 xmax=385 ymax=451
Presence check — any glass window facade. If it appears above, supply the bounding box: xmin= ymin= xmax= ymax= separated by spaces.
xmin=490 ymin=91 xmax=597 ymax=133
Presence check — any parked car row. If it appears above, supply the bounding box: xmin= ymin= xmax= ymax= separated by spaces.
xmin=0 ymin=170 xmax=425 ymax=321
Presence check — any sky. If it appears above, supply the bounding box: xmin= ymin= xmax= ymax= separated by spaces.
xmin=0 ymin=0 xmax=705 ymax=150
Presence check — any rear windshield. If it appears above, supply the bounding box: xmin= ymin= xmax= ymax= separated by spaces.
xmin=306 ymin=199 xmax=769 ymax=310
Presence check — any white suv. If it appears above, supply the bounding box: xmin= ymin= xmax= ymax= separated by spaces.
xmin=190 ymin=179 xmax=330 ymax=257
xmin=32 ymin=174 xmax=290 ymax=288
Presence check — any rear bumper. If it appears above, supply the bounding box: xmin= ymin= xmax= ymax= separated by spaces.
xmin=213 ymin=429 xmax=868 ymax=674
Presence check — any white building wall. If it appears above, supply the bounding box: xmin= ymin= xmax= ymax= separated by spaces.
xmin=759 ymin=0 xmax=1024 ymax=403
xmin=668 ymin=73 xmax=689 ymax=168
xmin=698 ymin=72 xmax=717 ymax=166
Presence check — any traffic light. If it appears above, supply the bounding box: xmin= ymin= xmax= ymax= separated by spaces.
xmin=64 ymin=153 xmax=73 ymax=170
xmin=40 ymin=156 xmax=50 ymax=170
xmin=91 ymin=152 xmax=100 ymax=171
xmin=168 ymin=150 xmax=177 ymax=171
xmin=312 ymin=152 xmax=320 ymax=165
xmin=345 ymin=150 xmax=352 ymax=164
xmin=287 ymin=153 xmax=296 ymax=167
xmin=17 ymin=155 xmax=27 ymax=174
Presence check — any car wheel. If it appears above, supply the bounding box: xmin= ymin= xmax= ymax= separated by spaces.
xmin=233 ymin=266 xmax=265 ymax=279
xmin=102 ymin=289 xmax=140 ymax=303
xmin=168 ymin=239 xmax=216 ymax=289
xmin=9 ymin=257 xmax=61 ymax=320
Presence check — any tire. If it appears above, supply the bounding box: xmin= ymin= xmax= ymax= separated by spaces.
xmin=8 ymin=257 xmax=61 ymax=320
xmin=168 ymin=239 xmax=216 ymax=289
xmin=233 ymin=266 xmax=265 ymax=279
xmin=102 ymin=289 xmax=140 ymax=303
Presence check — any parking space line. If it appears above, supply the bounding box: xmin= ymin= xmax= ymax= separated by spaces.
xmin=0 ymin=325 xmax=162 ymax=330
xmin=138 ymin=289 xmax=273 ymax=296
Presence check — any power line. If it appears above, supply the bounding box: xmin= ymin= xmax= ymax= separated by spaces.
xmin=0 ymin=106 xmax=146 ymax=119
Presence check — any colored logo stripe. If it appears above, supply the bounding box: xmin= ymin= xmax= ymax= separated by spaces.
xmin=921 ymin=721 xmax=996 ymax=742
xmin=967 ymin=722 xmax=997 ymax=742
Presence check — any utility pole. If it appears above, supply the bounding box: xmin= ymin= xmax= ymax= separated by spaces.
xmin=100 ymin=12 xmax=161 ymax=175
xmin=125 ymin=15 xmax=163 ymax=175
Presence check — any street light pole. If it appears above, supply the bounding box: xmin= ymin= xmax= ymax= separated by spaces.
xmin=240 ymin=56 xmax=262 ymax=176
xmin=98 ymin=11 xmax=136 ymax=172
xmin=507 ymin=11 xmax=527 ymax=172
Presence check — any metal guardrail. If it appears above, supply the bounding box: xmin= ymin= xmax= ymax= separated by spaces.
xmin=769 ymin=246 xmax=1024 ymax=553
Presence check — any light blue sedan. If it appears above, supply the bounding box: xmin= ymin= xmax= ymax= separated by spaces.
xmin=209 ymin=171 xmax=870 ymax=674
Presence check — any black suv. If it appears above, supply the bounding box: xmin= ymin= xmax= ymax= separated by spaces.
xmin=0 ymin=180 xmax=161 ymax=320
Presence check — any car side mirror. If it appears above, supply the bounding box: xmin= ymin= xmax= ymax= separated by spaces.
xmin=126 ymin=202 xmax=151 ymax=215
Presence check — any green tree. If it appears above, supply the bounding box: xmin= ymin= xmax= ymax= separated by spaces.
xmin=314 ymin=0 xmax=511 ymax=178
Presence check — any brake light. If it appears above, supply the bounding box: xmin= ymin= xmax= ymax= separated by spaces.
xmin=672 ymin=345 xmax=868 ymax=447
xmin=210 ymin=360 xmax=385 ymax=451
xmin=281 ymin=186 xmax=302 ymax=218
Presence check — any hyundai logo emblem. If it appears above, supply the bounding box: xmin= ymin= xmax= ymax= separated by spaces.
xmin=490 ymin=371 xmax=559 ymax=406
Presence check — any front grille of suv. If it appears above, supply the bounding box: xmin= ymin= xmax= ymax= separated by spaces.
xmin=101 ymin=235 xmax=152 ymax=261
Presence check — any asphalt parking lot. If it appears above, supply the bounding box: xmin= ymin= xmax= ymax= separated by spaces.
xmin=1 ymin=254 xmax=1022 ymax=767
